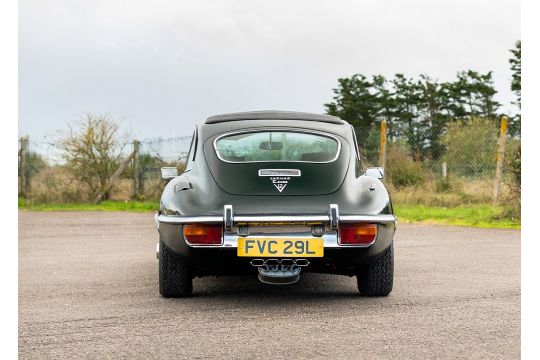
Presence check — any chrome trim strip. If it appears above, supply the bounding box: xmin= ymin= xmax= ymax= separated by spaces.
xmin=154 ymin=213 xmax=160 ymax=230
xmin=157 ymin=214 xmax=223 ymax=224
xmin=212 ymin=128 xmax=342 ymax=164
xmin=157 ymin=213 xmax=397 ymax=225
xmin=339 ymin=215 xmax=397 ymax=223
xmin=258 ymin=169 xmax=302 ymax=177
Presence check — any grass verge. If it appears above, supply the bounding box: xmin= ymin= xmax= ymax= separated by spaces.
xmin=395 ymin=203 xmax=520 ymax=229
xmin=18 ymin=199 xmax=520 ymax=229
xmin=18 ymin=198 xmax=159 ymax=212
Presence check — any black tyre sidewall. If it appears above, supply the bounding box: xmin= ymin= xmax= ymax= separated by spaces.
xmin=357 ymin=242 xmax=394 ymax=296
xmin=159 ymin=240 xmax=193 ymax=298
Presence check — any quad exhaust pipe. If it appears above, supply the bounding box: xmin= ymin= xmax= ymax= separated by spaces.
xmin=250 ymin=258 xmax=310 ymax=285
xmin=250 ymin=258 xmax=310 ymax=268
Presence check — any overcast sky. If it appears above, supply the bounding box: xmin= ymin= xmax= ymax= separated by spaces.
xmin=19 ymin=0 xmax=521 ymax=141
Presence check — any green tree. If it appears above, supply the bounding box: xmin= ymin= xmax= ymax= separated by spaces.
xmin=325 ymin=70 xmax=500 ymax=161
xmin=510 ymin=40 xmax=521 ymax=108
xmin=392 ymin=74 xmax=436 ymax=160
xmin=417 ymin=75 xmax=447 ymax=160
xmin=439 ymin=79 xmax=467 ymax=119
xmin=325 ymin=75 xmax=380 ymax=129
xmin=371 ymin=75 xmax=397 ymax=140
xmin=453 ymin=71 xmax=500 ymax=119
xmin=509 ymin=40 xmax=521 ymax=135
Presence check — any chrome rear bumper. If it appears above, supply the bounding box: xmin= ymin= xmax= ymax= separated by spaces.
xmin=156 ymin=204 xmax=397 ymax=226
xmin=155 ymin=204 xmax=397 ymax=250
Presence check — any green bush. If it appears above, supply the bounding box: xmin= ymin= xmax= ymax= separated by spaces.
xmin=443 ymin=118 xmax=498 ymax=177
xmin=386 ymin=144 xmax=425 ymax=188
xmin=435 ymin=176 xmax=452 ymax=193
xmin=505 ymin=139 xmax=521 ymax=188
xmin=503 ymin=138 xmax=521 ymax=220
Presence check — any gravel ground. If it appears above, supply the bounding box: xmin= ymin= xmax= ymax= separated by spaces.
xmin=19 ymin=211 xmax=520 ymax=359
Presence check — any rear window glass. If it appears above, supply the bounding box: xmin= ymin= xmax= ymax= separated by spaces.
xmin=214 ymin=131 xmax=340 ymax=163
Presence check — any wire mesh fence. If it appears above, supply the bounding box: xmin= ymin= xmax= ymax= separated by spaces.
xmin=354 ymin=117 xmax=520 ymax=207
xmin=18 ymin=117 xmax=520 ymax=209
xmin=136 ymin=136 xmax=192 ymax=200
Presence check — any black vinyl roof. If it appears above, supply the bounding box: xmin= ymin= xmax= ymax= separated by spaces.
xmin=205 ymin=110 xmax=346 ymax=125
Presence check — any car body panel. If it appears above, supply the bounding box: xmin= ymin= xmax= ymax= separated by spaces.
xmin=157 ymin=111 xmax=396 ymax=278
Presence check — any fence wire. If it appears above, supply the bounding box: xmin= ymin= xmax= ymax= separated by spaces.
xmin=19 ymin=119 xmax=521 ymax=207
xmin=354 ymin=119 xmax=520 ymax=206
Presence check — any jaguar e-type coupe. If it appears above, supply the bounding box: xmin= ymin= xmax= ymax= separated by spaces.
xmin=155 ymin=111 xmax=396 ymax=297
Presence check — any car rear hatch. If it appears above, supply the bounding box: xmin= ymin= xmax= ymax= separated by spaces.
xmin=203 ymin=129 xmax=350 ymax=196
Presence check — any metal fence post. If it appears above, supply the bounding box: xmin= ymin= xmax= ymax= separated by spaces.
xmin=19 ymin=136 xmax=29 ymax=198
xmin=442 ymin=162 xmax=447 ymax=178
xmin=379 ymin=119 xmax=387 ymax=169
xmin=493 ymin=116 xmax=508 ymax=203
xmin=132 ymin=140 xmax=141 ymax=199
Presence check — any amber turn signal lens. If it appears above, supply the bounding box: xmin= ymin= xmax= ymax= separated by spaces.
xmin=339 ymin=223 xmax=378 ymax=245
xmin=183 ymin=224 xmax=222 ymax=245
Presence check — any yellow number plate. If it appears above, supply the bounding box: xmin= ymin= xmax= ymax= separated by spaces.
xmin=237 ymin=237 xmax=324 ymax=257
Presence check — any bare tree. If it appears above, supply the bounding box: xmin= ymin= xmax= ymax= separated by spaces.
xmin=55 ymin=114 xmax=128 ymax=201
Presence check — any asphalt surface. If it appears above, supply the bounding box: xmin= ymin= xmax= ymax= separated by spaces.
xmin=19 ymin=211 xmax=520 ymax=359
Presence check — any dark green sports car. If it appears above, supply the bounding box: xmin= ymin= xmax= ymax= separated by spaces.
xmin=155 ymin=111 xmax=396 ymax=297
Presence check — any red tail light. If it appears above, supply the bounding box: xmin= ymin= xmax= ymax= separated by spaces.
xmin=339 ymin=224 xmax=378 ymax=245
xmin=183 ymin=224 xmax=222 ymax=245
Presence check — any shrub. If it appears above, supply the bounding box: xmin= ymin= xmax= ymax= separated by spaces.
xmin=55 ymin=113 xmax=128 ymax=202
xmin=28 ymin=166 xmax=90 ymax=204
xmin=502 ymin=138 xmax=521 ymax=220
xmin=435 ymin=176 xmax=452 ymax=193
xmin=443 ymin=118 xmax=498 ymax=177
xmin=386 ymin=144 xmax=425 ymax=188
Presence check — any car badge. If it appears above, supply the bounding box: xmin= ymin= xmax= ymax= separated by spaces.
xmin=258 ymin=169 xmax=301 ymax=193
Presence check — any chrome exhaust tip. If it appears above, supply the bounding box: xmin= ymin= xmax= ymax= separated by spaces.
xmin=295 ymin=259 xmax=310 ymax=267
xmin=257 ymin=265 xmax=301 ymax=285
xmin=249 ymin=258 xmax=310 ymax=268
xmin=250 ymin=259 xmax=265 ymax=267
xmin=251 ymin=258 xmax=305 ymax=285
xmin=281 ymin=259 xmax=295 ymax=267
xmin=266 ymin=259 xmax=280 ymax=267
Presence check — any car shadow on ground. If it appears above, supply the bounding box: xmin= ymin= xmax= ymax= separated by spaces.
xmin=187 ymin=273 xmax=369 ymax=301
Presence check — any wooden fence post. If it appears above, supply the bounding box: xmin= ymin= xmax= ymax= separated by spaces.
xmin=132 ymin=140 xmax=141 ymax=199
xmin=493 ymin=116 xmax=508 ymax=203
xmin=379 ymin=119 xmax=387 ymax=169
xmin=19 ymin=136 xmax=29 ymax=198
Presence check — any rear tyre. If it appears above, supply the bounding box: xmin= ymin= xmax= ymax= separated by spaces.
xmin=357 ymin=243 xmax=393 ymax=296
xmin=159 ymin=240 xmax=193 ymax=298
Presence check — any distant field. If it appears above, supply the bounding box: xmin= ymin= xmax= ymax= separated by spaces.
xmin=18 ymin=199 xmax=520 ymax=229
